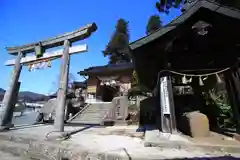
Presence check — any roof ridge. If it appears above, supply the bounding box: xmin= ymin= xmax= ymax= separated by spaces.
xmin=129 ymin=0 xmax=240 ymax=46
xmin=129 ymin=0 xmax=201 ymax=45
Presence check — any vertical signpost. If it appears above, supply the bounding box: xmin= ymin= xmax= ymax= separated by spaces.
xmin=0 ymin=23 xmax=97 ymax=132
xmin=160 ymin=75 xmax=177 ymax=134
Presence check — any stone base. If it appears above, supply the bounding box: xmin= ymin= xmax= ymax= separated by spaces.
xmin=234 ymin=134 xmax=240 ymax=141
xmin=0 ymin=124 xmax=14 ymax=132
xmin=144 ymin=130 xmax=240 ymax=154
xmin=144 ymin=130 xmax=192 ymax=147
xmin=45 ymin=131 xmax=70 ymax=141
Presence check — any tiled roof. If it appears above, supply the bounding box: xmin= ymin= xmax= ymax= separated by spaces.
xmin=129 ymin=0 xmax=240 ymax=50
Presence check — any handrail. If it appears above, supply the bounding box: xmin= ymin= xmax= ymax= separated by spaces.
xmin=66 ymin=103 xmax=90 ymax=122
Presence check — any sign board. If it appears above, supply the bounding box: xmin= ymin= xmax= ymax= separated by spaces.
xmin=174 ymin=86 xmax=193 ymax=95
xmin=160 ymin=77 xmax=170 ymax=115
xmin=5 ymin=44 xmax=88 ymax=66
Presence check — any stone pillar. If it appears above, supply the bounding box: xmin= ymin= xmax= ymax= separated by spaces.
xmin=159 ymin=75 xmax=177 ymax=134
xmin=0 ymin=51 xmax=22 ymax=130
xmin=54 ymin=40 xmax=70 ymax=132
xmin=7 ymin=82 xmax=21 ymax=125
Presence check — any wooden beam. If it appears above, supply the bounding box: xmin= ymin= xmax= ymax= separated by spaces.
xmin=5 ymin=44 xmax=87 ymax=66
xmin=6 ymin=23 xmax=97 ymax=55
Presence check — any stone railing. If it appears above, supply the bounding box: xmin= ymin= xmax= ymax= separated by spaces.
xmin=102 ymin=96 xmax=128 ymax=124
xmin=102 ymin=103 xmax=116 ymax=124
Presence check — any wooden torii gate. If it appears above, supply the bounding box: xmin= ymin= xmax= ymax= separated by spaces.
xmin=0 ymin=23 xmax=97 ymax=132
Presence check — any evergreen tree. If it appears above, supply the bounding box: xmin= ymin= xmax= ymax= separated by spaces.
xmin=156 ymin=0 xmax=240 ymax=14
xmin=146 ymin=15 xmax=163 ymax=35
xmin=103 ymin=18 xmax=131 ymax=64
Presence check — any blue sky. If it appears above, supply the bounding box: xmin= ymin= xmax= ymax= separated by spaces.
xmin=0 ymin=0 xmax=181 ymax=95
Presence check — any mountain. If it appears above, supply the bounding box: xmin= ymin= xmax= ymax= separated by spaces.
xmin=18 ymin=91 xmax=48 ymax=102
xmin=0 ymin=88 xmax=49 ymax=102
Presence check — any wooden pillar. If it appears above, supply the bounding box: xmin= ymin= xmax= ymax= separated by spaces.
xmin=159 ymin=72 xmax=177 ymax=134
xmin=0 ymin=52 xmax=22 ymax=130
xmin=54 ymin=40 xmax=70 ymax=132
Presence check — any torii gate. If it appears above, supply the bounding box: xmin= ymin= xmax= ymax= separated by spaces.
xmin=0 ymin=23 xmax=97 ymax=132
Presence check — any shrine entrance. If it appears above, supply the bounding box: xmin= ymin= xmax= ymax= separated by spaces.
xmin=0 ymin=23 xmax=97 ymax=132
xmin=129 ymin=1 xmax=240 ymax=135
xmin=100 ymin=85 xmax=119 ymax=102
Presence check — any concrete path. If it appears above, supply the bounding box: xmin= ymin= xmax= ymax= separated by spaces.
xmin=0 ymin=124 xmax=239 ymax=160
xmin=0 ymin=151 xmax=25 ymax=160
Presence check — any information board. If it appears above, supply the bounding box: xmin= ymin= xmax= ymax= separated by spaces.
xmin=160 ymin=77 xmax=170 ymax=114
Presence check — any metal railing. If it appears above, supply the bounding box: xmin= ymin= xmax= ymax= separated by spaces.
xmin=66 ymin=103 xmax=90 ymax=122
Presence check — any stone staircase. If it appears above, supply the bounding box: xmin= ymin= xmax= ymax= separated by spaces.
xmin=68 ymin=102 xmax=113 ymax=125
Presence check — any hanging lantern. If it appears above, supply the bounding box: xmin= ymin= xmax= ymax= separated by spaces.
xmin=35 ymin=63 xmax=41 ymax=69
xmin=39 ymin=62 xmax=44 ymax=68
xmin=199 ymin=76 xmax=204 ymax=86
xmin=182 ymin=75 xmax=187 ymax=84
xmin=203 ymin=76 xmax=208 ymax=81
xmin=106 ymin=81 xmax=110 ymax=86
xmin=47 ymin=61 xmax=52 ymax=67
xmin=28 ymin=64 xmax=32 ymax=72
xmin=111 ymin=80 xmax=116 ymax=85
xmin=187 ymin=76 xmax=192 ymax=83
xmin=35 ymin=43 xmax=44 ymax=58
xmin=216 ymin=73 xmax=223 ymax=84
xmin=31 ymin=64 xmax=36 ymax=72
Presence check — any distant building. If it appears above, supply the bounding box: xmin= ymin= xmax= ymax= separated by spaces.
xmin=78 ymin=62 xmax=134 ymax=102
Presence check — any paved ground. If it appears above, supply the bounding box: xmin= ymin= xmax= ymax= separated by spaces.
xmin=0 ymin=151 xmax=25 ymax=160
xmin=0 ymin=124 xmax=238 ymax=159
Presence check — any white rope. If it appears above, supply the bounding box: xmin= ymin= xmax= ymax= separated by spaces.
xmin=169 ymin=67 xmax=231 ymax=77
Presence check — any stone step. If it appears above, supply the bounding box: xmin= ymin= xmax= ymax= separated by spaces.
xmin=69 ymin=103 xmax=113 ymax=125
xmin=75 ymin=118 xmax=102 ymax=122
xmin=88 ymin=106 xmax=111 ymax=110
xmin=80 ymin=112 xmax=106 ymax=115
xmin=71 ymin=114 xmax=103 ymax=118
xmin=75 ymin=117 xmax=103 ymax=121
xmin=72 ymin=117 xmax=102 ymax=122
xmin=78 ymin=114 xmax=106 ymax=118
xmin=86 ymin=108 xmax=110 ymax=112
xmin=75 ymin=112 xmax=105 ymax=117
xmin=76 ymin=115 xmax=104 ymax=120
xmin=69 ymin=120 xmax=102 ymax=125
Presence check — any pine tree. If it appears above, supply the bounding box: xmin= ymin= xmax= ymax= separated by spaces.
xmin=103 ymin=18 xmax=131 ymax=64
xmin=146 ymin=15 xmax=163 ymax=35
